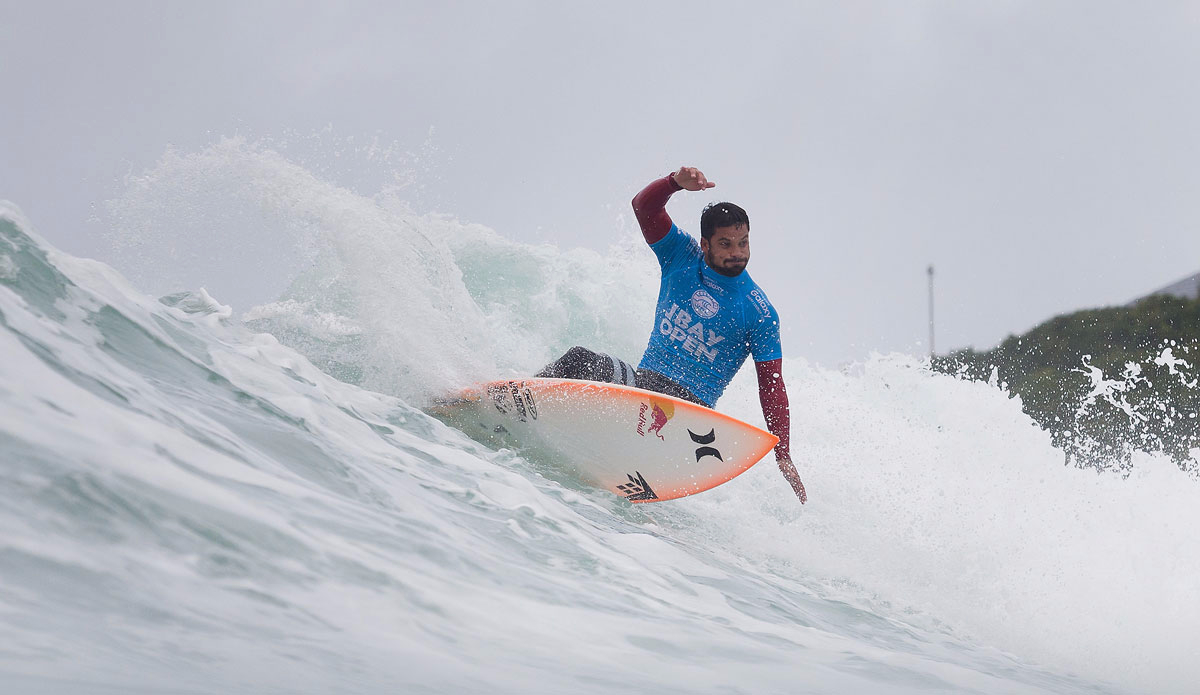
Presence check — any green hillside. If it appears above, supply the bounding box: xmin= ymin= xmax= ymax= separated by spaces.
xmin=934 ymin=294 xmax=1200 ymax=470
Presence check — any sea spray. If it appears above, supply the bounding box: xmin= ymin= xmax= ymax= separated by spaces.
xmin=104 ymin=138 xmax=658 ymax=403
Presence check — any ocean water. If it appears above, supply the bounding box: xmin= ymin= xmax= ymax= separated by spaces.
xmin=2 ymin=143 xmax=1199 ymax=694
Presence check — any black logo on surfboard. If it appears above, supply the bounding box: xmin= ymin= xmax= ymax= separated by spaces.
xmin=688 ymin=428 xmax=723 ymax=462
xmin=488 ymin=381 xmax=538 ymax=422
xmin=617 ymin=471 xmax=658 ymax=501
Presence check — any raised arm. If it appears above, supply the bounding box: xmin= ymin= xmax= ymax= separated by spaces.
xmin=631 ymin=166 xmax=715 ymax=244
xmin=755 ymin=358 xmax=806 ymax=503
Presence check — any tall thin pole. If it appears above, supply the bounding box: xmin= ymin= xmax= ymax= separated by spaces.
xmin=927 ymin=264 xmax=936 ymax=359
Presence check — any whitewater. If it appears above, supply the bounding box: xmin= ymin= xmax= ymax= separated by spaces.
xmin=2 ymin=141 xmax=1198 ymax=694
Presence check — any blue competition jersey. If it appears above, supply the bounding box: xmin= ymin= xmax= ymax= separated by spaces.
xmin=638 ymin=225 xmax=782 ymax=406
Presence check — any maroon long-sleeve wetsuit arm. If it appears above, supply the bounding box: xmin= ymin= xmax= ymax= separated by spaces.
xmin=755 ymin=358 xmax=791 ymax=460
xmin=632 ymin=173 xmax=683 ymax=244
xmin=757 ymin=358 xmax=806 ymax=502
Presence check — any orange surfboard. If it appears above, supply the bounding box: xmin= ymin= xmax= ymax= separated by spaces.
xmin=429 ymin=378 xmax=778 ymax=503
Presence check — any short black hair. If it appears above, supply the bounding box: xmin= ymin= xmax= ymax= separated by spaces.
xmin=700 ymin=202 xmax=750 ymax=240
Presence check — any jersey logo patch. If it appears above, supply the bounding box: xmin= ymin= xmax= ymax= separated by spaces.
xmin=660 ymin=303 xmax=726 ymax=364
xmin=750 ymin=289 xmax=771 ymax=317
xmin=690 ymin=289 xmax=720 ymax=319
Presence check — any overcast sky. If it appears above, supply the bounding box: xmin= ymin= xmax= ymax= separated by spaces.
xmin=3 ymin=1 xmax=1199 ymax=365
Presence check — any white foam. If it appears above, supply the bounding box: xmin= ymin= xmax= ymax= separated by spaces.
xmin=676 ymin=353 xmax=1200 ymax=692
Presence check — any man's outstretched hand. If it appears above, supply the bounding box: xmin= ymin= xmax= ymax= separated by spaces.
xmin=672 ymin=166 xmax=716 ymax=192
xmin=778 ymin=456 xmax=807 ymax=504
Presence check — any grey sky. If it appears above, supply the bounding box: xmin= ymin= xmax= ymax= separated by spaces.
xmin=3 ymin=1 xmax=1199 ymax=365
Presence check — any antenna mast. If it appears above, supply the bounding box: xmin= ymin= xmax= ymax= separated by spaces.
xmin=927 ymin=264 xmax=936 ymax=359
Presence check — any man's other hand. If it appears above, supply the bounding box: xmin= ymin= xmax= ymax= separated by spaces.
xmin=778 ymin=456 xmax=807 ymax=504
xmin=672 ymin=166 xmax=716 ymax=192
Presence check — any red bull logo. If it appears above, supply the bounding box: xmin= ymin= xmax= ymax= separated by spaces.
xmin=636 ymin=398 xmax=675 ymax=440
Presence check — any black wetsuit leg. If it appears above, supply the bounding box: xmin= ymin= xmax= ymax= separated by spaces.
xmin=537 ymin=348 xmax=709 ymax=408
xmin=635 ymin=368 xmax=709 ymax=408
xmin=536 ymin=346 xmax=637 ymax=385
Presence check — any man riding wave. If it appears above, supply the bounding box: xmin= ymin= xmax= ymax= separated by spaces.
xmin=537 ymin=166 xmax=806 ymax=503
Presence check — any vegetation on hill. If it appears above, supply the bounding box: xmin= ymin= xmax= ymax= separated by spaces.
xmin=933 ymin=294 xmax=1200 ymax=471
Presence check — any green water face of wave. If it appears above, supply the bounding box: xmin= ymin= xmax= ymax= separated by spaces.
xmin=1 ymin=216 xmax=74 ymax=323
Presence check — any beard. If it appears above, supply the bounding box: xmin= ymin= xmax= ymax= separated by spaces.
xmin=705 ymin=252 xmax=747 ymax=277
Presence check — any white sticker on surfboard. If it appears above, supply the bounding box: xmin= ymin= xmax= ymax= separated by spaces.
xmin=429 ymin=378 xmax=778 ymax=503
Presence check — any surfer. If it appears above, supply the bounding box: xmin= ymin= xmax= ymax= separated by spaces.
xmin=537 ymin=167 xmax=806 ymax=503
